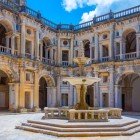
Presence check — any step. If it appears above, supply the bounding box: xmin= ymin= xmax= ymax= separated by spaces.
xmin=27 ymin=119 xmax=138 ymax=128
xmin=21 ymin=121 xmax=140 ymax=132
xmin=16 ymin=125 xmax=126 ymax=137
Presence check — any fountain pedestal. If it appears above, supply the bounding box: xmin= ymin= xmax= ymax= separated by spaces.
xmin=75 ymin=84 xmax=88 ymax=110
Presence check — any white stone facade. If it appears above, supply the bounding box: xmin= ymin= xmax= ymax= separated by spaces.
xmin=0 ymin=0 xmax=140 ymax=112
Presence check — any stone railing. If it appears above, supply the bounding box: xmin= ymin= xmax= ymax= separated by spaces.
xmin=108 ymin=108 xmax=122 ymax=119
xmin=44 ymin=107 xmax=122 ymax=122
xmin=69 ymin=109 xmax=109 ymax=122
xmin=44 ymin=107 xmax=69 ymax=119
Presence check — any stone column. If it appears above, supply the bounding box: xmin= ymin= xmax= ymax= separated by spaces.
xmin=120 ymin=40 xmax=123 ymax=60
xmin=136 ymin=33 xmax=140 ymax=58
xmin=70 ymin=38 xmax=74 ymax=65
xmin=109 ymin=26 xmax=114 ymax=60
xmin=33 ymin=70 xmax=40 ymax=112
xmin=40 ymin=43 xmax=43 ymax=61
xmin=94 ymin=71 xmax=100 ymax=107
xmin=11 ymin=34 xmax=15 ymax=55
xmin=56 ymin=76 xmax=61 ymax=106
xmin=69 ymin=85 xmax=73 ymax=106
xmin=21 ymin=22 xmax=26 ymax=57
xmin=35 ymin=30 xmax=40 ymax=60
xmin=115 ymin=85 xmax=119 ymax=108
xmin=31 ymin=41 xmax=34 ymax=59
xmin=109 ymin=67 xmax=115 ymax=107
xmin=8 ymin=83 xmax=19 ymax=111
xmin=19 ymin=67 xmax=25 ymax=109
xmin=6 ymin=36 xmax=10 ymax=53
xmin=95 ymin=33 xmax=99 ymax=61
xmin=47 ymin=87 xmax=57 ymax=107
xmin=90 ymin=44 xmax=93 ymax=63
xmin=17 ymin=36 xmax=20 ymax=56
xmin=57 ymin=37 xmax=61 ymax=65
xmin=100 ymin=44 xmax=103 ymax=61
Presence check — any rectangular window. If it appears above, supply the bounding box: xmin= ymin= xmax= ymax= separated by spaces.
xmin=62 ymin=51 xmax=69 ymax=61
xmin=61 ymin=94 xmax=68 ymax=106
xmin=92 ymin=37 xmax=95 ymax=43
xmin=26 ymin=73 xmax=31 ymax=82
xmin=103 ymin=76 xmax=108 ymax=83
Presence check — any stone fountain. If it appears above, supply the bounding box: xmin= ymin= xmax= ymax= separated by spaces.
xmin=43 ymin=42 xmax=122 ymax=122
xmin=63 ymin=42 xmax=100 ymax=110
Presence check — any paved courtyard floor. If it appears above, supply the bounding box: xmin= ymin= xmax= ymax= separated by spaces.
xmin=0 ymin=113 xmax=140 ymax=140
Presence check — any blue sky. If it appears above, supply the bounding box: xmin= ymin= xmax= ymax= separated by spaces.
xmin=27 ymin=0 xmax=95 ymax=24
xmin=27 ymin=0 xmax=140 ymax=24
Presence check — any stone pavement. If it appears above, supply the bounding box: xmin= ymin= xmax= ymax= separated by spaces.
xmin=0 ymin=113 xmax=140 ymax=140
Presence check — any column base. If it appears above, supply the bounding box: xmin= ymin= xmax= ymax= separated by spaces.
xmin=18 ymin=107 xmax=28 ymax=113
xmin=33 ymin=107 xmax=41 ymax=112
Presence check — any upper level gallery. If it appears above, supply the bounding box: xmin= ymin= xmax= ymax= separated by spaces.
xmin=0 ymin=0 xmax=140 ymax=67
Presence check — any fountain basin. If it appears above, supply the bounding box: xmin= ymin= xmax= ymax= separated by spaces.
xmin=63 ymin=77 xmax=101 ymax=86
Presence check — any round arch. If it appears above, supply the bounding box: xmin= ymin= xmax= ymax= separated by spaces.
xmin=0 ymin=18 xmax=14 ymax=32
xmin=117 ymin=72 xmax=140 ymax=112
xmin=122 ymin=28 xmax=136 ymax=54
xmin=0 ymin=64 xmax=18 ymax=110
xmin=38 ymin=73 xmax=55 ymax=109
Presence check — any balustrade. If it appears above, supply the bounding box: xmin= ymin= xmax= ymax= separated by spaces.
xmin=122 ymin=52 xmax=137 ymax=60
xmin=101 ymin=56 xmax=109 ymax=62
xmin=62 ymin=61 xmax=69 ymax=67
xmin=69 ymin=109 xmax=109 ymax=122
xmin=44 ymin=107 xmax=69 ymax=119
xmin=25 ymin=53 xmax=32 ymax=59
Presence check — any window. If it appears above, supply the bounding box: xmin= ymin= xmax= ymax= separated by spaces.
xmin=62 ymin=51 xmax=69 ymax=61
xmin=27 ymin=29 xmax=31 ymax=35
xmin=25 ymin=40 xmax=31 ymax=53
xmin=103 ymin=76 xmax=108 ymax=83
xmin=61 ymin=94 xmax=68 ymax=106
xmin=103 ymin=34 xmax=108 ymax=39
xmin=75 ymin=40 xmax=78 ymax=46
xmin=48 ymin=50 xmax=50 ymax=59
xmin=116 ymin=31 xmax=120 ymax=37
xmin=102 ymin=45 xmax=109 ymax=57
xmin=63 ymin=40 xmax=68 ymax=46
xmin=62 ymin=81 xmax=68 ymax=85
xmin=75 ymin=50 xmax=78 ymax=57
xmin=26 ymin=73 xmax=31 ymax=82
xmin=92 ymin=37 xmax=95 ymax=43
xmin=116 ymin=42 xmax=120 ymax=55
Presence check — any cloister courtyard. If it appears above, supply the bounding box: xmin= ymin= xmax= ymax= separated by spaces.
xmin=0 ymin=113 xmax=140 ymax=140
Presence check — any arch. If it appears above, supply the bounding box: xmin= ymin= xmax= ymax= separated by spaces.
xmin=0 ymin=64 xmax=18 ymax=83
xmin=38 ymin=74 xmax=55 ymax=87
xmin=0 ymin=69 xmax=10 ymax=110
xmin=41 ymin=37 xmax=51 ymax=58
xmin=83 ymin=39 xmax=90 ymax=58
xmin=117 ymin=72 xmax=140 ymax=111
xmin=0 ymin=18 xmax=14 ymax=32
xmin=122 ymin=28 xmax=136 ymax=53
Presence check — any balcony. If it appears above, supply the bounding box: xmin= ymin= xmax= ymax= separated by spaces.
xmin=25 ymin=53 xmax=32 ymax=59
xmin=115 ymin=52 xmax=137 ymax=61
xmin=101 ymin=56 xmax=110 ymax=62
xmin=62 ymin=61 xmax=69 ymax=67
xmin=42 ymin=58 xmax=55 ymax=65
xmin=0 ymin=45 xmax=12 ymax=55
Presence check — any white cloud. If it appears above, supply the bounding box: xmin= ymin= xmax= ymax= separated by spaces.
xmin=62 ymin=0 xmax=140 ymax=23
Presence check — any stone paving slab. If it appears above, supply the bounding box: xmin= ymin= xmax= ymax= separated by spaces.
xmin=0 ymin=113 xmax=140 ymax=140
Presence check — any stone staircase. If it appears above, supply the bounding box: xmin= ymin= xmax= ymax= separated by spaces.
xmin=16 ymin=119 xmax=140 ymax=137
